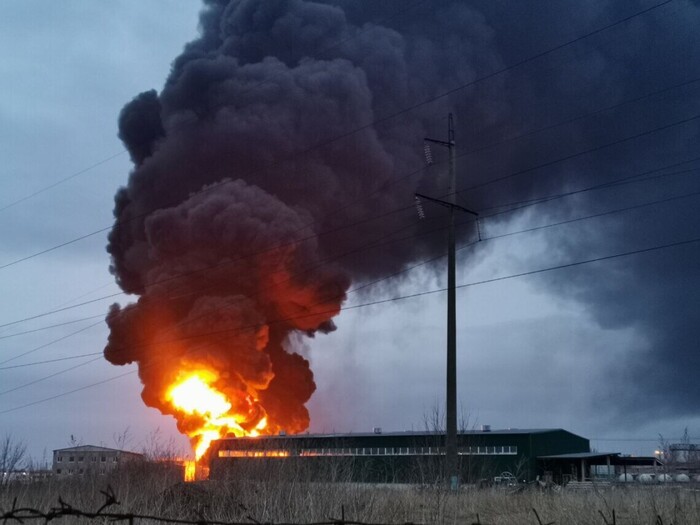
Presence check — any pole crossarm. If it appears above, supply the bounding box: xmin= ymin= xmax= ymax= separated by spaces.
xmin=414 ymin=193 xmax=478 ymax=216
xmin=424 ymin=137 xmax=453 ymax=147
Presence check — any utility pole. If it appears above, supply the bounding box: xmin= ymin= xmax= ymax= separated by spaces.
xmin=417 ymin=114 xmax=477 ymax=490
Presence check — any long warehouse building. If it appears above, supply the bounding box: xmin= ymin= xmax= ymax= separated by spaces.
xmin=207 ymin=428 xmax=592 ymax=483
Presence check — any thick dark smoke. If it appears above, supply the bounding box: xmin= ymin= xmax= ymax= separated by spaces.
xmin=465 ymin=0 xmax=700 ymax=423
xmin=455 ymin=0 xmax=700 ymax=424
xmin=105 ymin=0 xmax=700 ymax=435
xmin=104 ymin=0 xmax=501 ymax=437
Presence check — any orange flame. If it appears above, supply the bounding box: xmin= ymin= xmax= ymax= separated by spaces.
xmin=165 ymin=368 xmax=268 ymax=460
xmin=183 ymin=460 xmax=196 ymax=482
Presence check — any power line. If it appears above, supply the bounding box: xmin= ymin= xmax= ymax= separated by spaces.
xmin=0 ymin=105 xmax=672 ymax=280
xmin=0 ymin=0 xmax=688 ymax=419
xmin=479 ymin=160 xmax=700 ymax=215
xmin=0 ymin=157 xmax=700 ymax=350
xmin=450 ymin=237 xmax=700 ymax=293
xmin=2 ymin=69 xmax=694 ymax=354
xmin=3 ymin=218 xmax=697 ymax=414
xmin=0 ymin=211 xmax=452 ymax=367
xmin=0 ymin=353 xmax=101 ymax=371
xmin=452 ymin=76 xmax=700 ymax=176
xmin=0 ymin=90 xmax=700 ymax=339
xmin=4 ymin=101 xmax=698 ymax=331
xmin=0 ymin=224 xmax=114 ymax=271
xmin=0 ymin=186 xmax=680 ymax=370
xmin=4 ymin=92 xmax=695 ymax=287
xmin=0 ymin=369 xmax=134 ymax=415
xmin=486 ymin=189 xmax=700 ymax=240
xmin=0 ymin=0 xmax=430 ymax=215
xmin=364 ymin=76 xmax=700 ymax=225
xmin=0 ymin=205 xmax=428 ymax=329
xmin=0 ymin=320 xmax=103 ymax=366
xmin=0 ymin=152 xmax=127 ymax=213
xmin=0 ymin=292 xmax=124 ymax=330
xmin=4 ymin=75 xmax=692 ymax=402
xmin=0 ymin=314 xmax=105 ymax=341
xmin=0 ymin=196 xmax=700 ymax=414
xmin=0 ymin=356 xmax=102 ymax=397
xmin=312 ymin=0 xmax=675 ymax=158
xmin=0 ymin=0 xmax=674 ymax=275
xmin=452 ymin=112 xmax=700 ymax=200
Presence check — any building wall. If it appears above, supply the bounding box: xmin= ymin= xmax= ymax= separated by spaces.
xmin=52 ymin=448 xmax=142 ymax=477
xmin=208 ymin=430 xmax=589 ymax=483
xmin=529 ymin=431 xmax=591 ymax=480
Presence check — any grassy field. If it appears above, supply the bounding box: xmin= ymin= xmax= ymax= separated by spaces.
xmin=2 ymin=466 xmax=700 ymax=524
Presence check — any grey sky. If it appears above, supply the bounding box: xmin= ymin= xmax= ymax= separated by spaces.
xmin=1 ymin=0 xmax=699 ymax=463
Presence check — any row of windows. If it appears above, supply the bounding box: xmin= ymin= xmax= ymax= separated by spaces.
xmin=56 ymin=468 xmax=108 ymax=475
xmin=219 ymin=445 xmax=518 ymax=458
xmin=56 ymin=455 xmax=117 ymax=463
xmin=463 ymin=446 xmax=518 ymax=455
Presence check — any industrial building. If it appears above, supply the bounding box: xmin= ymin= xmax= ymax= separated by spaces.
xmin=52 ymin=445 xmax=143 ymax=477
xmin=207 ymin=428 xmax=592 ymax=483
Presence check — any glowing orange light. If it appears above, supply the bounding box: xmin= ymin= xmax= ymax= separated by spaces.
xmin=249 ymin=416 xmax=268 ymax=437
xmin=167 ymin=372 xmax=231 ymax=417
xmin=184 ymin=460 xmax=196 ymax=482
xmin=218 ymin=450 xmax=290 ymax=458
xmin=165 ymin=369 xmax=269 ymax=460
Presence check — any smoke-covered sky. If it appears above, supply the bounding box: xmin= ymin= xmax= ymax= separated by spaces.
xmin=1 ymin=0 xmax=699 ymax=463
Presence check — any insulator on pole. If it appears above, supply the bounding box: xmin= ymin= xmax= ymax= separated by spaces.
xmin=423 ymin=142 xmax=434 ymax=165
xmin=414 ymin=196 xmax=426 ymax=219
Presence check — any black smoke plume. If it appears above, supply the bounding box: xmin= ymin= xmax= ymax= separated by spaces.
xmin=105 ymin=0 xmax=700 ymax=438
xmin=104 ymin=0 xmax=501 ymax=439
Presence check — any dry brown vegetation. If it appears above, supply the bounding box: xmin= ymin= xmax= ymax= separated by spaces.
xmin=2 ymin=463 xmax=700 ymax=524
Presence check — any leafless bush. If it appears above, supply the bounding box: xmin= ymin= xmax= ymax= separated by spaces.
xmin=140 ymin=428 xmax=184 ymax=461
xmin=0 ymin=434 xmax=27 ymax=487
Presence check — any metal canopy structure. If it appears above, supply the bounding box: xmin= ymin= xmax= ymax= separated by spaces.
xmin=538 ymin=452 xmax=662 ymax=482
xmin=539 ymin=452 xmax=662 ymax=466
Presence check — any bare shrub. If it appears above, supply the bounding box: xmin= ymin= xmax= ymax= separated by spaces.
xmin=0 ymin=434 xmax=27 ymax=487
xmin=140 ymin=428 xmax=183 ymax=461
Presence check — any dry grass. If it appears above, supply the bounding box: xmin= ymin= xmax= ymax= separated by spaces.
xmin=2 ymin=466 xmax=700 ymax=524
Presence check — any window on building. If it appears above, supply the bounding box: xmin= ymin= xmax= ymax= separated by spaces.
xmin=79 ymin=469 xmax=84 ymax=474
xmin=78 ymin=456 xmax=84 ymax=462
xmin=56 ymin=469 xmax=62 ymax=474
xmin=57 ymin=456 xmax=62 ymax=462
xmin=69 ymin=456 xmax=74 ymax=462
xmin=101 ymin=456 xmax=106 ymax=462
xmin=91 ymin=456 xmax=97 ymax=462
